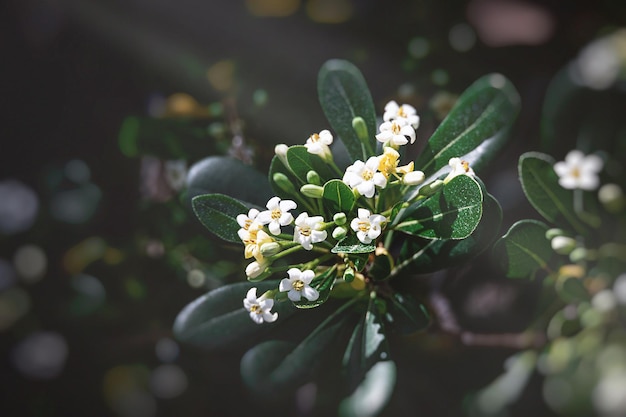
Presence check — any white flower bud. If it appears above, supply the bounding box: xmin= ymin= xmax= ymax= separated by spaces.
xmin=245 ymin=261 xmax=265 ymax=279
xmin=274 ymin=144 xmax=288 ymax=157
xmin=352 ymin=116 xmax=369 ymax=144
xmin=332 ymin=226 xmax=347 ymax=240
xmin=273 ymin=173 xmax=296 ymax=194
xmin=333 ymin=212 xmax=347 ymax=225
xmin=418 ymin=179 xmax=444 ymax=196
xmin=403 ymin=170 xmax=425 ymax=185
xmin=260 ymin=242 xmax=281 ymax=257
xmin=551 ymin=236 xmax=577 ymax=255
xmin=598 ymin=183 xmax=625 ymax=213
xmin=300 ymin=184 xmax=324 ymax=198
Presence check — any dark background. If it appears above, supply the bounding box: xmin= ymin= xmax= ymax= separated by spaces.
xmin=1 ymin=0 xmax=625 ymax=416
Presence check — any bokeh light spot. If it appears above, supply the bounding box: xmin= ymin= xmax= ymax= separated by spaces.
xmin=14 ymin=244 xmax=47 ymax=284
xmin=246 ymin=0 xmax=300 ymax=17
xmin=0 ymin=180 xmax=39 ymax=235
xmin=0 ymin=259 xmax=17 ymax=291
xmin=0 ymin=288 xmax=31 ymax=331
xmin=187 ymin=269 xmax=206 ymax=288
xmin=408 ymin=37 xmax=430 ymax=59
xmin=150 ymin=364 xmax=188 ymax=399
xmin=155 ymin=338 xmax=180 ymax=363
xmin=306 ymin=0 xmax=353 ymax=24
xmin=64 ymin=159 xmax=91 ymax=184
xmin=11 ymin=331 xmax=68 ymax=379
xmin=449 ymin=23 xmax=476 ymax=52
xmin=206 ymin=60 xmax=236 ymax=93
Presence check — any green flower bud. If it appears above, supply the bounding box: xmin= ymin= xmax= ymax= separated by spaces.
xmin=332 ymin=226 xmax=347 ymax=240
xmin=306 ymin=170 xmax=322 ymax=185
xmin=352 ymin=116 xmax=369 ymax=144
xmin=546 ymin=228 xmax=567 ymax=240
xmin=551 ymin=236 xmax=577 ymax=255
xmin=343 ymin=267 xmax=355 ymax=283
xmin=260 ymin=242 xmax=281 ymax=257
xmin=418 ymin=179 xmax=444 ymax=196
xmin=300 ymin=184 xmax=324 ymax=198
xmin=273 ymin=173 xmax=296 ymax=194
xmin=333 ymin=212 xmax=347 ymax=225
xmin=569 ymin=247 xmax=588 ymax=262
xmin=598 ymin=183 xmax=625 ymax=213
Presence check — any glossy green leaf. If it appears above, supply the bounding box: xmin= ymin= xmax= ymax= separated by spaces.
xmin=317 ymin=59 xmax=377 ymax=161
xmin=519 ymin=152 xmax=587 ymax=234
xmin=332 ymin=235 xmax=376 ymax=254
xmin=186 ymin=156 xmax=273 ymax=207
xmin=397 ymin=192 xmax=502 ymax=273
xmin=385 ymin=292 xmax=431 ymax=334
xmin=323 ymin=179 xmax=355 ymax=213
xmin=240 ymin=315 xmax=348 ymax=394
xmin=173 ymin=281 xmax=293 ymax=349
xmin=192 ymin=194 xmax=248 ymax=243
xmin=414 ymin=73 xmax=520 ymax=179
xmin=339 ymin=360 xmax=396 ymax=417
xmin=493 ymin=219 xmax=553 ymax=278
xmin=285 ymin=146 xmax=334 ymax=184
xmin=367 ymin=251 xmax=393 ymax=281
xmin=395 ymin=175 xmax=483 ymax=239
xmin=294 ymin=267 xmax=337 ymax=309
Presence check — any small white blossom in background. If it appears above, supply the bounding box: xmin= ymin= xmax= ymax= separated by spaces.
xmin=444 ymin=157 xmax=475 ymax=183
xmin=237 ymin=208 xmax=261 ymax=233
xmin=304 ymin=130 xmax=333 ymax=159
xmin=293 ymin=212 xmax=327 ymax=250
xmin=257 ymin=197 xmax=297 ymax=235
xmin=383 ymin=100 xmax=420 ymax=129
xmin=376 ymin=120 xmax=416 ymax=147
xmin=243 ymin=287 xmax=278 ymax=324
xmin=350 ymin=208 xmax=387 ymax=244
xmin=164 ymin=160 xmax=188 ymax=191
xmin=553 ymin=150 xmax=603 ymax=191
xmin=343 ymin=157 xmax=387 ymax=198
xmin=279 ymin=268 xmax=319 ymax=302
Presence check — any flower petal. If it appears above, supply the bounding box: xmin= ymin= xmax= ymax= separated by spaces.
xmin=302 ymin=286 xmax=319 ymax=301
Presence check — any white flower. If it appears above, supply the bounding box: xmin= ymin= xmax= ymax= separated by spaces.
xmin=383 ymin=100 xmax=420 ymax=129
xmin=279 ymin=268 xmax=319 ymax=302
xmin=350 ymin=208 xmax=386 ymax=244
xmin=305 ymin=130 xmax=333 ymax=159
xmin=444 ymin=157 xmax=474 ymax=183
xmin=243 ymin=287 xmax=278 ymax=324
xmin=164 ymin=160 xmax=187 ymax=191
xmin=553 ymin=150 xmax=603 ymax=190
xmin=256 ymin=197 xmax=297 ymax=235
xmin=245 ymin=261 xmax=266 ymax=279
xmin=239 ymin=228 xmax=274 ymax=261
xmin=237 ymin=208 xmax=261 ymax=233
xmin=343 ymin=157 xmax=387 ymax=198
xmin=293 ymin=212 xmax=327 ymax=250
xmin=375 ymin=121 xmax=416 ymax=147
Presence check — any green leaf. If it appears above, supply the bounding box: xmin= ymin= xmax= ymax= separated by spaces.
xmin=192 ymin=194 xmax=248 ymax=243
xmin=317 ymin=59 xmax=377 ymax=161
xmin=186 ymin=156 xmax=273 ymax=207
xmin=397 ymin=191 xmax=502 ymax=273
xmin=339 ymin=361 xmax=396 ymax=417
xmin=240 ymin=314 xmax=349 ymax=394
xmin=414 ymin=73 xmax=520 ymax=179
xmin=323 ymin=179 xmax=355 ymax=213
xmin=294 ymin=267 xmax=337 ymax=309
xmin=493 ymin=219 xmax=553 ymax=278
xmin=285 ymin=146 xmax=334 ymax=184
xmin=519 ymin=152 xmax=587 ymax=234
xmin=173 ymin=281 xmax=294 ymax=349
xmin=332 ymin=235 xmax=376 ymax=254
xmin=395 ymin=175 xmax=483 ymax=239
xmin=367 ymin=251 xmax=393 ymax=281
xmin=385 ymin=292 xmax=431 ymax=335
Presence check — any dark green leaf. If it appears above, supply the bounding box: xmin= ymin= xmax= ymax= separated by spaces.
xmin=385 ymin=292 xmax=430 ymax=334
xmin=294 ymin=267 xmax=337 ymax=309
xmin=332 ymin=235 xmax=376 ymax=254
xmin=414 ymin=73 xmax=520 ymax=179
xmin=339 ymin=360 xmax=396 ymax=417
xmin=173 ymin=281 xmax=294 ymax=349
xmin=317 ymin=59 xmax=377 ymax=161
xmin=395 ymin=175 xmax=483 ymax=239
xmin=518 ymin=152 xmax=587 ymax=234
xmin=186 ymin=156 xmax=273 ymax=207
xmin=493 ymin=219 xmax=553 ymax=278
xmin=285 ymin=146 xmax=334 ymax=183
xmin=367 ymin=251 xmax=393 ymax=281
xmin=192 ymin=194 xmax=248 ymax=243
xmin=397 ymin=192 xmax=502 ymax=273
xmin=323 ymin=179 xmax=355 ymax=213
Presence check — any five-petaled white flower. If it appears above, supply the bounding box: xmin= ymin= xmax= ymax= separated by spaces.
xmin=305 ymin=130 xmax=333 ymax=159
xmin=383 ymin=100 xmax=420 ymax=129
xmin=243 ymin=287 xmax=278 ymax=324
xmin=350 ymin=208 xmax=386 ymax=244
xmin=343 ymin=157 xmax=387 ymax=198
xmin=279 ymin=268 xmax=319 ymax=302
xmin=257 ymin=197 xmax=297 ymax=235
xmin=376 ymin=121 xmax=416 ymax=147
xmin=553 ymin=150 xmax=603 ymax=191
xmin=293 ymin=212 xmax=327 ymax=250
xmin=444 ymin=157 xmax=475 ymax=183
xmin=239 ymin=228 xmax=274 ymax=261
xmin=237 ymin=208 xmax=261 ymax=234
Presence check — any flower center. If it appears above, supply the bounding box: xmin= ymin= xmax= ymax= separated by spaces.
xmin=310 ymin=133 xmax=320 ymax=143
xmin=250 ymin=304 xmax=261 ymax=313
xmin=271 ymin=208 xmax=282 ymax=220
xmin=244 ymin=219 xmax=253 ymax=229
xmin=571 ymin=167 xmax=580 ymax=178
xmin=358 ymin=221 xmax=370 ymax=233
xmin=397 ymin=106 xmax=407 ymax=118
xmin=361 ymin=169 xmax=374 ymax=181
xmin=292 ymin=280 xmax=305 ymax=291
xmin=461 ymin=160 xmax=470 ymax=172
xmin=299 ymin=226 xmax=311 ymax=237
xmin=391 ymin=122 xmax=401 ymax=135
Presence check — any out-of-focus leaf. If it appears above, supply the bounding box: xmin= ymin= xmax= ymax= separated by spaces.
xmin=339 ymin=361 xmax=396 ymax=417
xmin=317 ymin=59 xmax=377 ymax=161
xmin=192 ymin=194 xmax=247 ymax=243
xmin=186 ymin=156 xmax=272 ymax=207
xmin=395 ymin=175 xmax=483 ymax=239
xmin=173 ymin=281 xmax=293 ymax=349
xmin=413 ymin=73 xmax=520 ymax=180
xmin=493 ymin=219 xmax=553 ymax=278
xmin=385 ymin=292 xmax=430 ymax=334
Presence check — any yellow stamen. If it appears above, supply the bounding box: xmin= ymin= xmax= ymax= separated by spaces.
xmin=250 ymin=304 xmax=261 ymax=313
xmin=358 ymin=221 xmax=370 ymax=233
xmin=292 ymin=280 xmax=305 ymax=291
xmin=299 ymin=226 xmax=311 ymax=237
xmin=271 ymin=208 xmax=282 ymax=220
xmin=361 ymin=170 xmax=374 ymax=181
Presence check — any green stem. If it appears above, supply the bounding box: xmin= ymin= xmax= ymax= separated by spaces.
xmin=301 ymin=295 xmax=364 ymax=344
xmin=386 ymin=240 xmax=437 ymax=279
